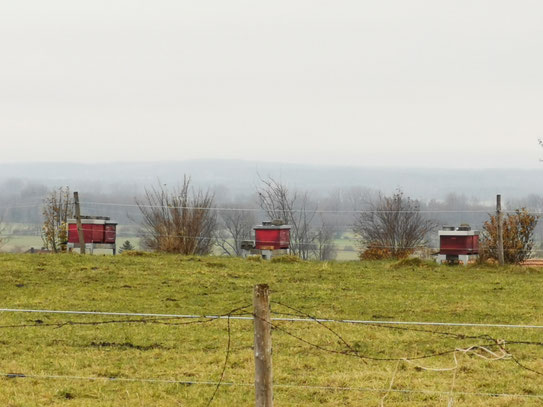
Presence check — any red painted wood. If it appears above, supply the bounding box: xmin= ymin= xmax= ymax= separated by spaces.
xmin=255 ymin=228 xmax=290 ymax=250
xmin=439 ymin=235 xmax=479 ymax=255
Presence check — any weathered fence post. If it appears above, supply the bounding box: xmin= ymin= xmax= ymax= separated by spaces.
xmin=73 ymin=191 xmax=85 ymax=254
xmin=496 ymin=194 xmax=504 ymax=266
xmin=253 ymin=284 xmax=273 ymax=407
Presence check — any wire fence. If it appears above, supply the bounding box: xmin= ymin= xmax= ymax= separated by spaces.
xmin=2 ymin=300 xmax=543 ymax=405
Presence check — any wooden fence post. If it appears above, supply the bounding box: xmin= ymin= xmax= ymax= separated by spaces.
xmin=74 ymin=191 xmax=85 ymax=254
xmin=497 ymin=194 xmax=504 ymax=266
xmin=253 ymin=284 xmax=273 ymax=407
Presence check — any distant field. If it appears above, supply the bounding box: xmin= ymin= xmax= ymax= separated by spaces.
xmin=0 ymin=236 xmax=142 ymax=253
xmin=333 ymin=237 xmax=359 ymax=261
xmin=1 ymin=225 xmax=360 ymax=260
xmin=1 ymin=254 xmax=543 ymax=406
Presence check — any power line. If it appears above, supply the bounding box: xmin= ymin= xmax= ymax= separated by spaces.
xmin=3 ymin=200 xmax=541 ymax=215
xmin=83 ymin=201 xmax=541 ymax=214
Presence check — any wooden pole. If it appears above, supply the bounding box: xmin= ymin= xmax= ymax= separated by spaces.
xmin=497 ymin=194 xmax=504 ymax=266
xmin=74 ymin=191 xmax=86 ymax=254
xmin=253 ymin=284 xmax=273 ymax=407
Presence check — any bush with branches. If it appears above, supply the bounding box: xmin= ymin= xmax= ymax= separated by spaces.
xmin=41 ymin=187 xmax=73 ymax=253
xmin=257 ymin=177 xmax=337 ymax=260
xmin=216 ymin=207 xmax=256 ymax=257
xmin=353 ymin=190 xmax=435 ymax=260
xmin=137 ymin=177 xmax=217 ymax=255
xmin=480 ymin=208 xmax=538 ymax=264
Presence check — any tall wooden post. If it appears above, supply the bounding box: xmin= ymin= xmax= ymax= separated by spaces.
xmin=74 ymin=191 xmax=85 ymax=254
xmin=496 ymin=194 xmax=504 ymax=266
xmin=253 ymin=284 xmax=273 ymax=407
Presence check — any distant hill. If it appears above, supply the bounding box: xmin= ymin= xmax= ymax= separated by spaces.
xmin=1 ymin=160 xmax=542 ymax=200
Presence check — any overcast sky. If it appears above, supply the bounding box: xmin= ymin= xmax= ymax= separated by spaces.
xmin=1 ymin=1 xmax=542 ymax=168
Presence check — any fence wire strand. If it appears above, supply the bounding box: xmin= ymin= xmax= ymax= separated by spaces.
xmin=2 ymin=302 xmax=543 ymax=402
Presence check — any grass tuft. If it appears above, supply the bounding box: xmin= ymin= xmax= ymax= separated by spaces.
xmin=391 ymin=257 xmax=435 ymax=269
xmin=120 ymin=250 xmax=154 ymax=257
xmin=271 ymin=254 xmax=302 ymax=263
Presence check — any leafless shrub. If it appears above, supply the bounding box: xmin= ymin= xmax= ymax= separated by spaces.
xmin=257 ymin=177 xmax=316 ymax=259
xmin=216 ymin=208 xmax=256 ymax=256
xmin=257 ymin=177 xmax=337 ymax=260
xmin=41 ymin=187 xmax=73 ymax=253
xmin=353 ymin=190 xmax=435 ymax=259
xmin=315 ymin=219 xmax=338 ymax=261
xmin=137 ymin=177 xmax=217 ymax=255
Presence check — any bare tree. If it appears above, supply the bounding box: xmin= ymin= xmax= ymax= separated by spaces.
xmin=41 ymin=187 xmax=73 ymax=253
xmin=353 ymin=190 xmax=435 ymax=259
xmin=314 ymin=218 xmax=337 ymax=261
xmin=137 ymin=177 xmax=217 ymax=255
xmin=345 ymin=186 xmax=378 ymax=212
xmin=216 ymin=208 xmax=256 ymax=256
xmin=256 ymin=177 xmax=319 ymax=260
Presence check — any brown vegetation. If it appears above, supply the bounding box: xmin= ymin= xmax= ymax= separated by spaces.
xmin=136 ymin=177 xmax=217 ymax=255
xmin=359 ymin=243 xmax=413 ymax=260
xmin=41 ymin=187 xmax=73 ymax=253
xmin=480 ymin=208 xmax=539 ymax=264
xmin=354 ymin=191 xmax=435 ymax=260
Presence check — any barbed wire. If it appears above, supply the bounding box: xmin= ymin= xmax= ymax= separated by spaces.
xmin=269 ymin=301 xmax=543 ymax=394
xmin=4 ymin=307 xmax=543 ymax=330
xmin=3 ymin=302 xmax=543 ymax=401
xmin=510 ymin=354 xmax=543 ymax=376
xmin=265 ymin=303 xmax=543 ymax=406
xmin=207 ymin=314 xmax=231 ymax=406
xmin=0 ymin=317 xmax=219 ymax=330
xmin=271 ymin=303 xmax=497 ymax=343
xmin=259 ymin=310 xmax=499 ymax=362
xmin=0 ymin=306 xmax=254 ymax=330
xmin=206 ymin=304 xmax=250 ymax=406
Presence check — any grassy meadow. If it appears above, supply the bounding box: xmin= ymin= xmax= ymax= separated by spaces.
xmin=0 ymin=253 xmax=543 ymax=406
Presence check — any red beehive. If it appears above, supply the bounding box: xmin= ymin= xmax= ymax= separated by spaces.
xmin=254 ymin=222 xmax=291 ymax=250
xmin=67 ymin=217 xmax=117 ymax=244
xmin=438 ymin=225 xmax=479 ymax=256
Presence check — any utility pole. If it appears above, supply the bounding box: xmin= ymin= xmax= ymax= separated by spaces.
xmin=253 ymin=284 xmax=273 ymax=407
xmin=74 ymin=191 xmax=85 ymax=254
xmin=497 ymin=194 xmax=504 ymax=266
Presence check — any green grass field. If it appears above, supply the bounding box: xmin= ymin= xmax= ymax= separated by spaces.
xmin=1 ymin=254 xmax=543 ymax=406
xmin=0 ymin=235 xmax=142 ymax=254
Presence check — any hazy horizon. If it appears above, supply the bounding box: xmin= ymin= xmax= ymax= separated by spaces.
xmin=1 ymin=160 xmax=541 ymax=203
xmin=2 ymin=157 xmax=543 ymax=171
xmin=2 ymin=1 xmax=542 ymax=168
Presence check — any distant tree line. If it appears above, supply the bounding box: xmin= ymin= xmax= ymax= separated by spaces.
xmin=2 ymin=175 xmax=542 ymax=263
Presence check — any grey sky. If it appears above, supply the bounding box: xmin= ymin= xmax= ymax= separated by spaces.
xmin=1 ymin=1 xmax=542 ymax=168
